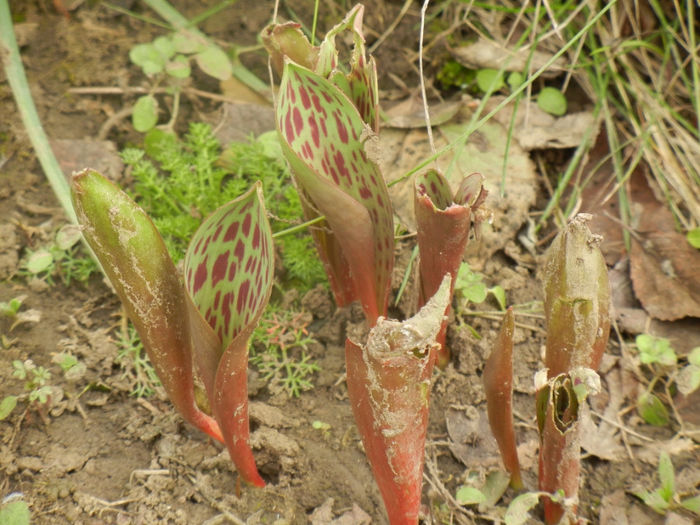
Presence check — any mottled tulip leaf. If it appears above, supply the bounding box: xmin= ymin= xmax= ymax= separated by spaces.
xmin=183 ymin=181 xmax=274 ymax=488
xmin=320 ymin=5 xmax=378 ymax=131
xmin=184 ymin=181 xmax=274 ymax=350
xmin=277 ymin=61 xmax=393 ymax=324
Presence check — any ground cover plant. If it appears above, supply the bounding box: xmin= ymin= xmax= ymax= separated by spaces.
xmin=1 ymin=0 xmax=699 ymax=523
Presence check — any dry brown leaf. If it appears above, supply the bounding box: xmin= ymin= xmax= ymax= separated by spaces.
xmin=383 ymin=96 xmax=461 ymax=129
xmin=450 ymin=38 xmax=567 ymax=77
xmin=446 ymin=406 xmax=500 ymax=469
xmin=483 ymin=96 xmax=597 ymax=150
xmin=580 ymin=369 xmax=626 ymax=462
xmin=310 ymin=498 xmax=372 ymax=525
xmin=219 ymin=76 xmax=270 ymax=105
xmin=599 ymin=489 xmax=631 ymax=525
xmin=578 ymin=129 xmax=627 ymax=265
xmin=50 ymin=139 xmax=123 ymax=182
xmin=628 ymin=172 xmax=700 ymax=321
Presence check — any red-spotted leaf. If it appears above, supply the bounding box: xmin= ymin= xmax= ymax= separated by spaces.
xmin=70 ymin=169 xmax=223 ymax=444
xmin=277 ymin=61 xmax=393 ymax=325
xmin=184 ymin=182 xmax=273 ymax=488
xmin=414 ymin=169 xmax=485 ymax=367
xmin=319 ymin=4 xmax=378 ymax=131
xmin=346 ymin=275 xmax=451 ymax=523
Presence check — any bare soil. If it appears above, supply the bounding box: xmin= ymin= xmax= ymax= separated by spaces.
xmin=1 ymin=1 xmax=697 ymax=524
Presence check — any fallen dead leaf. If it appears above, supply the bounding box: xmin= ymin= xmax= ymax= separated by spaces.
xmin=599 ymin=489 xmax=630 ymax=525
xmin=580 ymin=369 xmax=626 ymax=462
xmin=483 ymin=95 xmax=598 ymax=150
xmin=446 ymin=405 xmax=500 ymax=469
xmin=212 ymin=102 xmax=275 ymax=145
xmin=450 ymin=38 xmax=567 ymax=77
xmin=310 ymin=498 xmax=372 ymax=525
xmin=50 ymin=139 xmax=124 ymax=182
xmin=628 ymin=172 xmax=700 ymax=321
xmin=383 ymin=96 xmax=461 ymax=129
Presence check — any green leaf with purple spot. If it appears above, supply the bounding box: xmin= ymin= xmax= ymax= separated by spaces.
xmin=277 ymin=61 xmax=393 ymax=324
xmin=319 ymin=5 xmax=378 ymax=130
xmin=184 ymin=181 xmax=274 ymax=350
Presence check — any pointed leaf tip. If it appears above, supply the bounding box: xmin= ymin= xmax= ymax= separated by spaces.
xmin=184 ymin=182 xmax=274 ymax=348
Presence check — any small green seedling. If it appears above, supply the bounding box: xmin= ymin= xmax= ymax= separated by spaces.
xmin=311 ymin=420 xmax=331 ymax=438
xmin=632 ymin=335 xmax=689 ymax=427
xmin=129 ymin=31 xmax=231 ymax=132
xmin=537 ymin=86 xmax=567 ymax=116
xmin=251 ymin=309 xmax=319 ymax=398
xmin=12 ymin=360 xmax=52 ymax=405
xmin=676 ymin=347 xmax=700 ymax=396
xmin=0 ymin=495 xmax=30 ymax=525
xmin=0 ymin=295 xmax=24 ymax=317
xmin=634 ymin=451 xmax=700 ymax=516
xmin=17 ymin=224 xmax=98 ymax=286
xmin=686 ymin=228 xmax=700 ymax=249
xmin=454 ymin=262 xmax=507 ymax=310
xmin=636 ymin=334 xmax=677 ymax=367
xmin=476 ymin=68 xmax=505 ymax=93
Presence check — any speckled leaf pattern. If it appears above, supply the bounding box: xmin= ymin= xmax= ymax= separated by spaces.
xmin=277 ymin=61 xmax=393 ymax=323
xmin=184 ymin=182 xmax=274 ymax=349
xmin=320 ymin=5 xmax=379 ymax=131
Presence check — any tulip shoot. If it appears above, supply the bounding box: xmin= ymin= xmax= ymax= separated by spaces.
xmin=483 ymin=307 xmax=522 ymax=489
xmin=541 ymin=214 xmax=611 ymax=377
xmin=414 ymin=169 xmax=485 ymax=367
xmin=72 ymin=170 xmax=273 ymax=487
xmin=346 ymin=275 xmax=451 ymax=524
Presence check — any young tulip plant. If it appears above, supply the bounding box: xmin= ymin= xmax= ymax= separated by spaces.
xmin=263 ymin=5 xmax=485 ymax=523
xmin=483 ymin=214 xmax=610 ymax=524
xmin=72 ymin=170 xmax=274 ymax=487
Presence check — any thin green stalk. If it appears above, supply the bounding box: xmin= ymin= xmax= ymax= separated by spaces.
xmin=394 ymin=245 xmax=419 ymax=307
xmin=0 ymin=0 xmax=75 ymax=223
xmin=190 ymin=0 xmax=238 ymax=27
xmin=388 ymin=0 xmax=620 ymax=188
xmin=685 ymin=0 xmax=699 ymax=139
xmin=272 ymin=215 xmax=325 ymax=238
xmin=102 ymin=1 xmax=170 ymax=28
xmin=310 ymin=0 xmax=320 ymax=46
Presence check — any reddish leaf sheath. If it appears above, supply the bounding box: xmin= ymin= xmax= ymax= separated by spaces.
xmin=542 ymin=214 xmax=611 ymax=377
xmin=345 ymin=276 xmax=451 ymax=524
xmin=71 ymin=169 xmax=223 ymax=443
xmin=483 ymin=307 xmax=523 ymax=489
xmin=184 ymin=182 xmax=274 ymax=488
xmin=414 ymin=170 xmax=485 ymax=367
xmin=536 ymin=374 xmax=582 ymax=524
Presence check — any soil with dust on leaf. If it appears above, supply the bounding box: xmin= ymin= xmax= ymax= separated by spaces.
xmin=1 ymin=1 xmax=698 ymax=524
